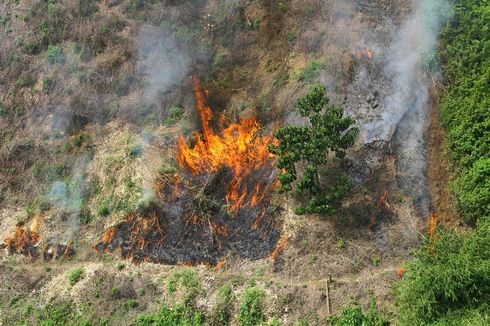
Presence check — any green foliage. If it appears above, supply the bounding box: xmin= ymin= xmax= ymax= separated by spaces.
xmin=297 ymin=61 xmax=325 ymax=82
xmin=167 ymin=269 xmax=201 ymax=298
xmin=452 ymin=157 xmax=490 ymax=222
xmin=77 ymin=0 xmax=98 ymax=17
xmin=44 ymin=45 xmax=65 ymax=64
xmin=278 ymin=2 xmax=287 ymax=13
xmin=138 ymin=269 xmax=204 ymax=325
xmin=439 ymin=0 xmax=490 ymax=223
xmin=209 ymin=283 xmax=235 ymax=326
xmin=16 ymin=76 xmax=36 ymax=88
xmin=68 ymin=268 xmax=84 ymax=286
xmin=163 ymin=107 xmax=185 ymax=126
xmin=286 ymin=31 xmax=296 ymax=43
xmin=42 ymin=77 xmax=54 ymax=94
xmin=395 ymin=220 xmax=490 ymax=325
xmin=111 ymin=287 xmax=120 ymax=298
xmin=20 ymin=301 xmax=92 ymax=326
xmin=269 ymin=84 xmax=358 ymax=215
xmin=125 ymin=0 xmax=145 ymax=13
xmin=136 ymin=303 xmax=205 ymax=326
xmin=272 ymin=73 xmax=289 ymax=88
xmin=329 ymin=300 xmax=389 ymax=326
xmin=238 ymin=286 xmax=266 ymax=326
xmin=97 ymin=197 xmax=111 ymax=216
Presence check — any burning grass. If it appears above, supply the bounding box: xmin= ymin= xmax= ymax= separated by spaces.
xmin=95 ymin=79 xmax=281 ymax=265
xmin=177 ymin=78 xmax=278 ymax=214
xmin=2 ymin=215 xmax=75 ymax=260
xmin=4 ymin=219 xmax=41 ymax=258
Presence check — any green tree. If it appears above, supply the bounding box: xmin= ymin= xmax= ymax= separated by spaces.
xmin=269 ymin=84 xmax=358 ymax=215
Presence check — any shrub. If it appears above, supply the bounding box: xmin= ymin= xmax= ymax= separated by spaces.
xmin=329 ymin=300 xmax=389 ymax=326
xmin=167 ymin=269 xmax=201 ymax=297
xmin=452 ymin=157 xmax=490 ymax=223
xmin=238 ymin=286 xmax=266 ymax=326
xmin=97 ymin=197 xmax=111 ymax=216
xmin=163 ymin=107 xmax=185 ymax=126
xmin=297 ymin=61 xmax=325 ymax=82
xmin=138 ymin=269 xmax=204 ymax=325
xmin=68 ymin=268 xmax=84 ymax=286
xmin=136 ymin=303 xmax=205 ymax=326
xmin=286 ymin=31 xmax=296 ymax=43
xmin=45 ymin=45 xmax=65 ymax=64
xmin=42 ymin=77 xmax=54 ymax=93
xmin=278 ymin=2 xmax=287 ymax=13
xmin=209 ymin=283 xmax=235 ymax=326
xmin=395 ymin=220 xmax=490 ymax=325
xmin=439 ymin=0 xmax=490 ymax=223
xmin=125 ymin=0 xmax=145 ymax=12
xmin=111 ymin=287 xmax=120 ymax=298
xmin=16 ymin=76 xmax=36 ymax=88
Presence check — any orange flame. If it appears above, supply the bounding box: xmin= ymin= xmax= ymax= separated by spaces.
xmin=357 ymin=48 xmax=373 ymax=60
xmin=396 ymin=266 xmax=406 ymax=279
xmin=214 ymin=258 xmax=227 ymax=269
xmin=428 ymin=213 xmax=438 ymax=237
xmin=369 ymin=190 xmax=389 ymax=231
xmin=177 ymin=78 xmax=276 ymax=213
xmin=5 ymin=218 xmax=42 ymax=257
xmin=376 ymin=191 xmax=389 ymax=209
xmin=270 ymin=236 xmax=290 ymax=262
xmin=96 ymin=213 xmax=164 ymax=263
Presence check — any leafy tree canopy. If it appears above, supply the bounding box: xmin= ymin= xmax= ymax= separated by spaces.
xmin=269 ymin=84 xmax=358 ymax=215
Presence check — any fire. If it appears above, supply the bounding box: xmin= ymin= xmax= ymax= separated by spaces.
xmin=396 ymin=266 xmax=406 ymax=279
xmin=214 ymin=258 xmax=227 ymax=269
xmin=4 ymin=217 xmax=42 ymax=258
xmin=356 ymin=48 xmax=373 ymax=60
xmin=95 ymin=213 xmax=165 ymax=263
xmin=369 ymin=190 xmax=389 ymax=231
xmin=427 ymin=213 xmax=438 ymax=237
xmin=376 ymin=190 xmax=389 ymax=209
xmin=270 ymin=236 xmax=290 ymax=263
xmin=177 ymin=78 xmax=276 ymax=213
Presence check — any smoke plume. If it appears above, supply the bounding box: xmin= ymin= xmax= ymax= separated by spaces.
xmin=383 ymin=0 xmax=452 ymax=216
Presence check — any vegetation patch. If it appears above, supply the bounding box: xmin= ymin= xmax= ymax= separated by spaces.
xmin=68 ymin=267 xmax=84 ymax=286
xmin=439 ymin=0 xmax=490 ymax=222
xmin=237 ymin=285 xmax=266 ymax=326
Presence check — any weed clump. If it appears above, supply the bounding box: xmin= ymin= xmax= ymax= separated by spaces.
xmin=238 ymin=286 xmax=266 ymax=326
xmin=68 ymin=267 xmax=84 ymax=286
xmin=44 ymin=45 xmax=65 ymax=64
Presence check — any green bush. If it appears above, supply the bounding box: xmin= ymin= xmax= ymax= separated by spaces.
xmin=163 ymin=107 xmax=185 ymax=126
xmin=209 ymin=283 xmax=235 ymax=326
xmin=329 ymin=300 xmax=389 ymax=326
xmin=297 ymin=61 xmax=325 ymax=82
xmin=167 ymin=269 xmax=201 ymax=296
xmin=44 ymin=45 xmax=65 ymax=64
xmin=237 ymin=286 xmax=266 ymax=326
xmin=395 ymin=220 xmax=490 ymax=325
xmin=24 ymin=302 xmax=91 ymax=326
xmin=16 ymin=76 xmax=36 ymax=88
xmin=278 ymin=2 xmax=287 ymax=13
xmin=136 ymin=303 xmax=204 ymax=326
xmin=439 ymin=0 xmax=490 ymax=223
xmin=452 ymin=157 xmax=490 ymax=222
xmin=138 ymin=269 xmax=204 ymax=325
xmin=68 ymin=268 xmax=84 ymax=286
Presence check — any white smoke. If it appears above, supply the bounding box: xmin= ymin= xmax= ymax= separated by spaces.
xmin=137 ymin=24 xmax=192 ymax=105
xmin=370 ymin=0 xmax=452 ymax=141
